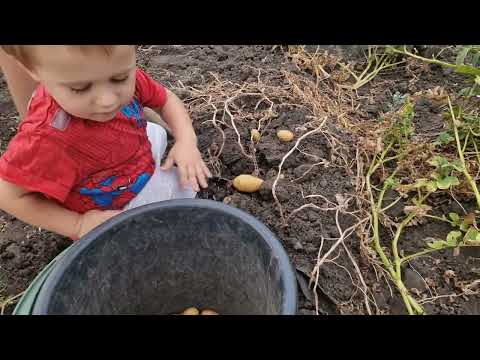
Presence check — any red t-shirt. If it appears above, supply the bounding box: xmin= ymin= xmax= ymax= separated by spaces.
xmin=0 ymin=68 xmax=167 ymax=213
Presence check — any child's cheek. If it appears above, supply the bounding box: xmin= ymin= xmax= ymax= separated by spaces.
xmin=125 ymin=80 xmax=136 ymax=102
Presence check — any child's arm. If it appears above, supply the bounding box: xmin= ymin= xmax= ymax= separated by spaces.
xmin=143 ymin=107 xmax=171 ymax=134
xmin=0 ymin=178 xmax=120 ymax=240
xmin=152 ymin=89 xmax=212 ymax=192
xmin=0 ymin=48 xmax=37 ymax=119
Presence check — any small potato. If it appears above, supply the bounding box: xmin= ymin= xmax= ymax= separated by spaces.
xmin=182 ymin=307 xmax=200 ymax=315
xmin=201 ymin=309 xmax=219 ymax=315
xmin=232 ymin=174 xmax=264 ymax=193
xmin=251 ymin=129 xmax=261 ymax=141
xmin=277 ymin=129 xmax=294 ymax=142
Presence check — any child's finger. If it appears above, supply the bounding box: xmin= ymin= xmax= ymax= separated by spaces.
xmin=160 ymin=155 xmax=175 ymax=170
xmin=177 ymin=165 xmax=190 ymax=188
xmin=201 ymin=162 xmax=213 ymax=178
xmin=187 ymin=166 xmax=200 ymax=192
xmin=196 ymin=165 xmax=208 ymax=188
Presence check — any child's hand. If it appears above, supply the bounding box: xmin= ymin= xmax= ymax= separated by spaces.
xmin=74 ymin=209 xmax=122 ymax=240
xmin=160 ymin=139 xmax=212 ymax=192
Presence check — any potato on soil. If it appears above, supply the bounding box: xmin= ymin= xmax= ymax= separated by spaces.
xmin=181 ymin=307 xmax=200 ymax=315
xmin=232 ymin=175 xmax=264 ymax=193
xmin=201 ymin=309 xmax=219 ymax=315
xmin=277 ymin=129 xmax=294 ymax=142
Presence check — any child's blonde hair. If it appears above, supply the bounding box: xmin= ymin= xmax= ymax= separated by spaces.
xmin=1 ymin=45 xmax=117 ymax=69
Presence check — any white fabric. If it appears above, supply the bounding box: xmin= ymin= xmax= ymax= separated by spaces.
xmin=124 ymin=122 xmax=196 ymax=210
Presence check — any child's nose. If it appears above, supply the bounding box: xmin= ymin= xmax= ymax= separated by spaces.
xmin=95 ymin=91 xmax=118 ymax=109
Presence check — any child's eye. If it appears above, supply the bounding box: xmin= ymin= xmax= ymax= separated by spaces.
xmin=111 ymin=75 xmax=129 ymax=83
xmin=70 ymin=84 xmax=92 ymax=93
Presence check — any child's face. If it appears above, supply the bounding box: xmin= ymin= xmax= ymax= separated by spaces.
xmin=27 ymin=46 xmax=137 ymax=122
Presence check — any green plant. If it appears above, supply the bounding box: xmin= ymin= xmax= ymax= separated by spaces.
xmin=446 ymin=97 xmax=480 ymax=208
xmin=387 ymin=45 xmax=480 ymax=77
xmin=426 ymin=156 xmax=461 ymax=190
xmin=399 ymin=211 xmax=480 ymax=265
xmin=364 ymin=93 xmax=480 ymax=315
xmin=388 ymin=45 xmax=480 ymax=105
xmin=386 ymin=91 xmax=409 ymax=113
xmin=339 ymin=46 xmax=405 ymax=90
xmin=428 ymin=88 xmax=480 ymax=207
xmin=366 ymin=98 xmax=423 ymax=314
xmin=427 ymin=212 xmax=480 ymax=248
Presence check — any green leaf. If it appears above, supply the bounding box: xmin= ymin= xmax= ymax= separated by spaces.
xmin=459 ymin=87 xmax=472 ymax=97
xmin=440 ymin=161 xmax=453 ymax=170
xmin=391 ymin=92 xmax=408 ymax=109
xmin=464 ymin=228 xmax=480 ymax=244
xmin=428 ymin=156 xmax=445 ymax=168
xmin=427 ymin=158 xmax=439 ymax=167
xmin=449 ymin=212 xmax=461 ymax=225
xmin=455 ymin=64 xmax=480 ymax=76
xmin=385 ymin=177 xmax=399 ymax=188
xmin=436 ymin=176 xmax=460 ymax=190
xmin=414 ymin=179 xmax=437 ymax=192
xmin=446 ymin=231 xmax=462 ymax=246
xmin=460 ymin=221 xmax=470 ymax=232
xmin=472 ymin=52 xmax=480 ymax=67
xmin=435 ymin=132 xmax=454 ymax=145
xmin=456 ymin=47 xmax=471 ymax=66
xmin=465 ymin=227 xmax=480 ymax=239
xmin=401 ymin=100 xmax=415 ymax=121
xmin=427 ymin=240 xmax=448 ymax=250
xmin=458 ymin=86 xmax=480 ymax=97
xmin=451 ymin=160 xmax=464 ymax=172
xmin=471 ymin=86 xmax=480 ymax=97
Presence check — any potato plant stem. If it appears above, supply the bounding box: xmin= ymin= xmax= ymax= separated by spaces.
xmin=423 ymin=214 xmax=452 ymax=224
xmin=340 ymin=47 xmax=404 ymax=90
xmin=472 ymin=138 xmax=480 ymax=179
xmin=367 ymin=144 xmax=395 ymax=275
xmin=388 ymin=46 xmax=457 ymax=69
xmin=448 ymin=97 xmax=480 ymax=208
xmin=401 ymin=249 xmax=438 ymax=264
xmin=366 ymin=142 xmax=425 ymax=314
xmin=387 ymin=46 xmax=480 ymax=76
